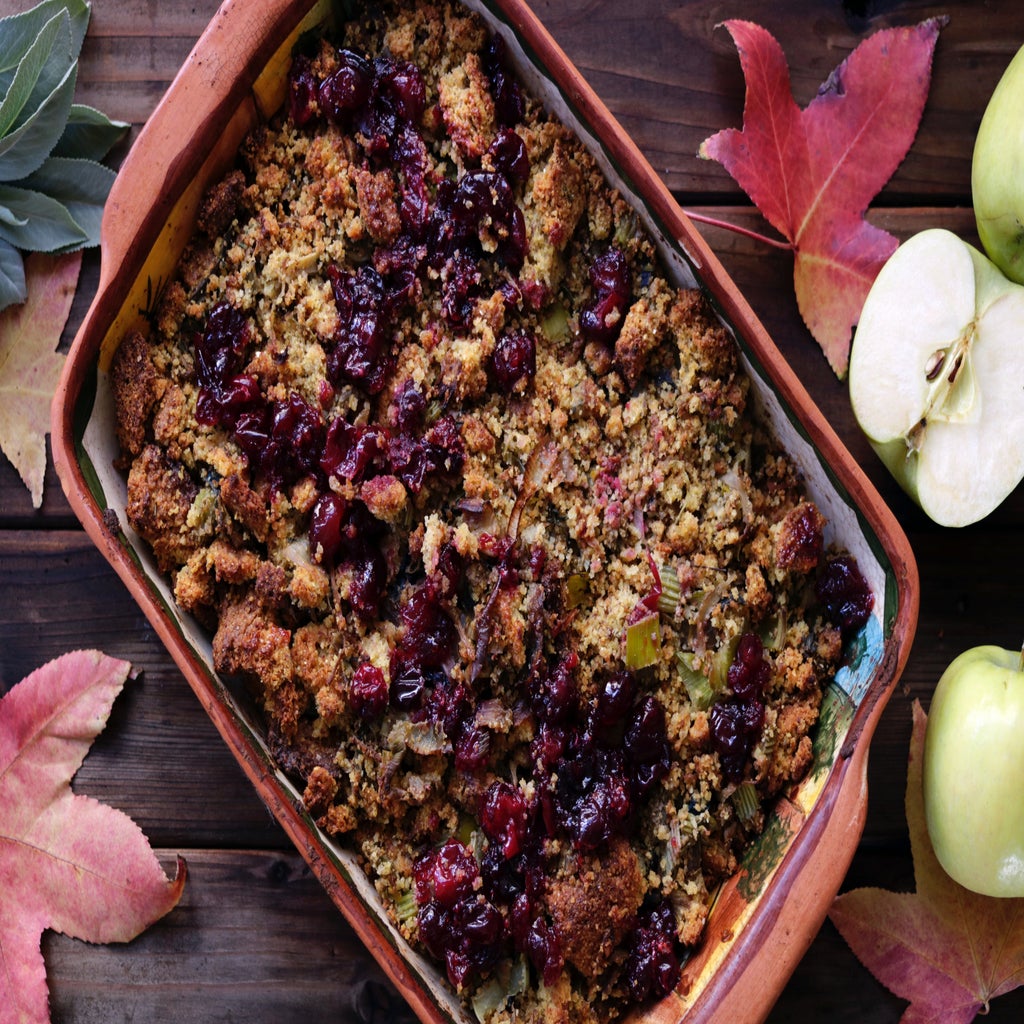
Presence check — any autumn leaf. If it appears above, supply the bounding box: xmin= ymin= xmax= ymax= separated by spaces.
xmin=0 ymin=250 xmax=79 ymax=507
xmin=698 ymin=18 xmax=944 ymax=377
xmin=829 ymin=701 xmax=1024 ymax=1022
xmin=0 ymin=650 xmax=186 ymax=1024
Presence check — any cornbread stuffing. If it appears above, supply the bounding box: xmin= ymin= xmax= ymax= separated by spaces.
xmin=111 ymin=2 xmax=871 ymax=1022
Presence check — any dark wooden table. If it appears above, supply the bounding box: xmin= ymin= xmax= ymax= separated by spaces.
xmin=3 ymin=0 xmax=1023 ymax=1020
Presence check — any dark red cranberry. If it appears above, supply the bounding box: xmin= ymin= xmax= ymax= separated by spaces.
xmin=326 ymin=263 xmax=394 ymax=394
xmin=349 ymin=663 xmax=388 ymax=719
xmin=483 ymin=36 xmax=524 ymax=126
xmin=374 ymin=232 xmax=425 ymax=307
xmin=287 ymin=53 xmax=320 ymax=126
xmin=439 ymin=249 xmax=483 ymax=325
xmin=320 ymin=417 xmax=389 ymax=483
xmin=503 ymin=205 xmax=528 ymax=270
xmin=624 ymin=695 xmax=672 ymax=795
xmin=347 ymin=549 xmax=388 ymax=621
xmin=389 ymin=379 xmax=427 ymax=434
xmin=480 ymin=781 xmax=529 ymax=858
xmin=486 ymin=127 xmax=529 ymax=183
xmin=523 ymin=915 xmax=563 ymax=986
xmin=532 ymin=653 xmax=579 ymax=725
xmin=443 ymin=896 xmax=505 ymax=987
xmin=507 ymin=884 xmax=533 ymax=934
xmin=708 ymin=698 xmax=764 ymax=782
xmin=318 ymin=50 xmax=373 ymax=123
xmin=273 ymin=392 xmax=324 ymax=478
xmin=194 ymin=301 xmax=260 ymax=427
xmin=777 ymin=503 xmax=824 ymax=570
xmin=571 ymin=775 xmax=631 ymax=851
xmin=434 ymin=543 xmax=466 ymax=596
xmin=232 ymin=392 xmax=324 ymax=493
xmin=430 ymin=170 xmax=527 ymax=275
xmin=727 ymin=632 xmax=771 ymax=700
xmin=458 ymin=895 xmax=504 ymax=950
xmin=400 ymin=584 xmax=457 ymax=668
xmin=527 ymin=544 xmax=546 ymax=580
xmin=390 ymin=414 xmax=465 ymax=494
xmin=593 ymin=670 xmax=635 ymax=730
xmin=309 ymin=492 xmax=346 ymax=566
xmin=385 ymin=60 xmax=426 ymax=122
xmin=195 ymin=373 xmax=260 ymax=428
xmin=389 ymin=657 xmax=445 ymax=712
xmin=414 ymin=838 xmax=478 ymax=908
xmin=392 ymin=123 xmax=431 ymax=236
xmin=428 ymin=672 xmax=473 ymax=743
xmin=816 ymin=555 xmax=874 ymax=637
xmin=451 ymin=172 xmax=509 ymax=240
xmin=580 ymin=248 xmax=631 ymax=345
xmin=454 ymin=724 xmax=491 ymax=772
xmin=308 ymin=491 xmax=389 ymax=619
xmin=481 ymin=845 xmax=524 ymax=907
xmin=414 ymin=839 xmax=506 ymax=988
xmin=491 ymin=329 xmax=536 ymax=392
xmin=350 ymin=55 xmax=427 ymax=158
xmin=624 ymin=899 xmax=681 ymax=1002
xmin=531 ymin=721 xmax=568 ymax=770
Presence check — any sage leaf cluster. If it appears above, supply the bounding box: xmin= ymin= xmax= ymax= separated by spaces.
xmin=0 ymin=0 xmax=128 ymax=311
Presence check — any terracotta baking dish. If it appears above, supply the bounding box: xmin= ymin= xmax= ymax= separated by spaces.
xmin=51 ymin=0 xmax=919 ymax=1021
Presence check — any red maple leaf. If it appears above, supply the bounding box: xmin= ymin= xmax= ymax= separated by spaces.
xmin=829 ymin=701 xmax=1024 ymax=1022
xmin=698 ymin=18 xmax=944 ymax=377
xmin=0 ymin=651 xmax=186 ymax=1024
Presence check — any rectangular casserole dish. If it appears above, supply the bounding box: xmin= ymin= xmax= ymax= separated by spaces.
xmin=51 ymin=1 xmax=919 ymax=1021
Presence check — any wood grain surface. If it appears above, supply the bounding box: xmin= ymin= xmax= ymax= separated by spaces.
xmin=3 ymin=0 xmax=1024 ymax=1021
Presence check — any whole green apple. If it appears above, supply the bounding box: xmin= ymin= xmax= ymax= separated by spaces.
xmin=973 ymin=43 xmax=1024 ymax=283
xmin=923 ymin=645 xmax=1024 ymax=897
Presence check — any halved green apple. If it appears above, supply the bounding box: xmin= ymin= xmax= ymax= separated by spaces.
xmin=849 ymin=227 xmax=1024 ymax=527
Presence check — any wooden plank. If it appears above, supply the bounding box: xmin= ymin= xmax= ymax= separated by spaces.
xmin=66 ymin=0 xmax=1024 ymax=196
xmin=43 ymin=848 xmax=418 ymax=1024
xmin=0 ymin=532 xmax=284 ymax=849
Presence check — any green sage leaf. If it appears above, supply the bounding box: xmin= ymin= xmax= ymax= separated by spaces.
xmin=0 ymin=0 xmax=88 ymax=74
xmin=18 ymin=156 xmax=115 ymax=248
xmin=0 ymin=238 xmax=26 ymax=311
xmin=0 ymin=59 xmax=76 ymax=181
xmin=0 ymin=12 xmax=71 ymax=137
xmin=52 ymin=103 xmax=130 ymax=161
xmin=10 ymin=12 xmax=76 ymax=137
xmin=0 ymin=203 xmax=29 ymax=229
xmin=0 ymin=182 xmax=85 ymax=252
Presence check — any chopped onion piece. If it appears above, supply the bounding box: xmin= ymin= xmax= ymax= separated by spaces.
xmin=760 ymin=610 xmax=787 ymax=651
xmin=471 ymin=978 xmax=507 ymax=1022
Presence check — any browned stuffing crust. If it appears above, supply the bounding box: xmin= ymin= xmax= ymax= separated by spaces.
xmin=111 ymin=3 xmax=854 ymax=1022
